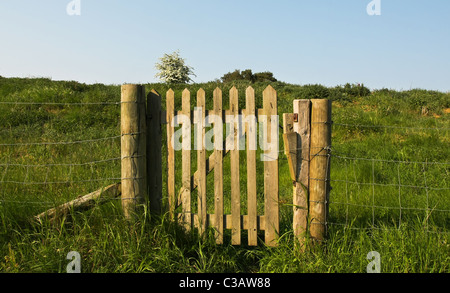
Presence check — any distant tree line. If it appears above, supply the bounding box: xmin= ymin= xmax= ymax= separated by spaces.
xmin=220 ymin=69 xmax=277 ymax=83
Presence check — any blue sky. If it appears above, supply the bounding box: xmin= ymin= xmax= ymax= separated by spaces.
xmin=0 ymin=0 xmax=449 ymax=91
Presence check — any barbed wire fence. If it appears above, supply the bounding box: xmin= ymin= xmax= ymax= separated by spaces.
xmin=1 ymin=98 xmax=449 ymax=234
xmin=0 ymin=100 xmax=122 ymax=211
xmin=327 ymin=122 xmax=450 ymax=234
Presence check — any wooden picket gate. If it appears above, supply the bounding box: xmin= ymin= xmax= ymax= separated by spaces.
xmin=166 ymin=86 xmax=279 ymax=246
xmin=120 ymin=84 xmax=331 ymax=248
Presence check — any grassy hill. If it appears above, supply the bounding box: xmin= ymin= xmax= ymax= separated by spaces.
xmin=0 ymin=76 xmax=449 ymax=273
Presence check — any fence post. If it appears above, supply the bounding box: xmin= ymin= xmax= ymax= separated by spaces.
xmin=285 ymin=100 xmax=311 ymax=247
xmin=147 ymin=90 xmax=162 ymax=215
xmin=309 ymin=99 xmax=332 ymax=242
xmin=121 ymin=84 xmax=147 ymax=220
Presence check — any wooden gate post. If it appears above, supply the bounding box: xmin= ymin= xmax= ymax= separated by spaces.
xmin=121 ymin=84 xmax=147 ymax=220
xmin=284 ymin=100 xmax=311 ymax=247
xmin=309 ymin=99 xmax=332 ymax=242
xmin=147 ymin=90 xmax=162 ymax=215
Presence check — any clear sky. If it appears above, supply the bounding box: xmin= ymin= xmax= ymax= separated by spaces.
xmin=0 ymin=0 xmax=449 ymax=91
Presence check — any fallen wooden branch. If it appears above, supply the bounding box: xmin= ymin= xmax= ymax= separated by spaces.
xmin=35 ymin=183 xmax=121 ymax=224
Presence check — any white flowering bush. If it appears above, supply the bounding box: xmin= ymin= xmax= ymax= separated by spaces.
xmin=155 ymin=51 xmax=196 ymax=84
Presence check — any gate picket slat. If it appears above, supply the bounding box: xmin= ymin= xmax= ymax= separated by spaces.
xmin=197 ymin=89 xmax=207 ymax=236
xmin=213 ymin=88 xmax=224 ymax=244
xmin=263 ymin=85 xmax=279 ymax=247
xmin=246 ymin=86 xmax=258 ymax=246
xmin=229 ymin=86 xmax=241 ymax=245
xmin=181 ymin=89 xmax=191 ymax=231
xmin=166 ymin=89 xmax=176 ymax=218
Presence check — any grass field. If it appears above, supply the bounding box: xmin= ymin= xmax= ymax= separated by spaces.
xmin=0 ymin=77 xmax=449 ymax=273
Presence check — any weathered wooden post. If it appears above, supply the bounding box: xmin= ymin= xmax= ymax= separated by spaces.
xmin=147 ymin=90 xmax=163 ymax=215
xmin=121 ymin=84 xmax=147 ymax=220
xmin=283 ymin=100 xmax=311 ymax=247
xmin=309 ymin=99 xmax=332 ymax=242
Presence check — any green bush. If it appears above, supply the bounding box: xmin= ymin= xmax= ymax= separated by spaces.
xmin=220 ymin=69 xmax=277 ymax=83
xmin=329 ymin=83 xmax=371 ymax=102
xmin=297 ymin=84 xmax=330 ymax=99
xmin=253 ymin=71 xmax=277 ymax=82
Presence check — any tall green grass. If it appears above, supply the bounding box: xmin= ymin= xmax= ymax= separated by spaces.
xmin=0 ymin=77 xmax=449 ymax=273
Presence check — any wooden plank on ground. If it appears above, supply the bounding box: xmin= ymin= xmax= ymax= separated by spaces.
xmin=35 ymin=183 xmax=121 ymax=223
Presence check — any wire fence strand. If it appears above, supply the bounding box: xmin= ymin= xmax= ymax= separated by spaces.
xmin=0 ymin=135 xmax=120 ymax=147
xmin=1 ymin=97 xmax=449 ymax=235
xmin=333 ymin=122 xmax=450 ymax=131
xmin=0 ymin=101 xmax=120 ymax=106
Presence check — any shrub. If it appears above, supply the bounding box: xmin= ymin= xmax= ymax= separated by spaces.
xmin=155 ymin=50 xmax=196 ymax=84
xmin=298 ymin=84 xmax=330 ymax=99
xmin=253 ymin=72 xmax=277 ymax=82
xmin=220 ymin=69 xmax=277 ymax=83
